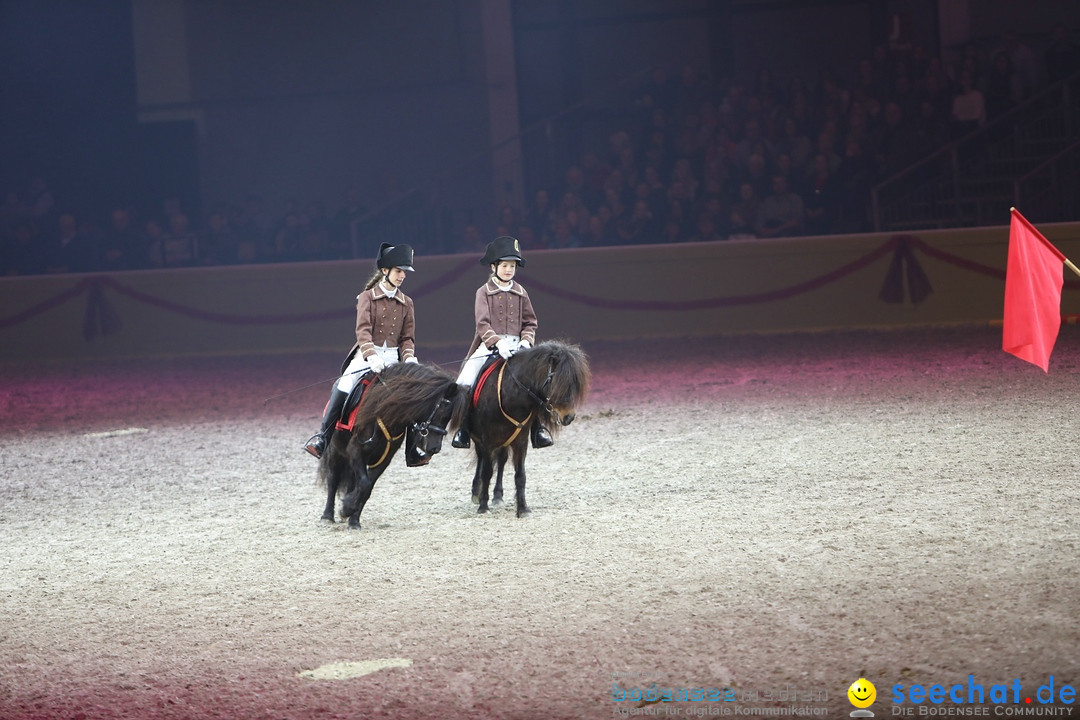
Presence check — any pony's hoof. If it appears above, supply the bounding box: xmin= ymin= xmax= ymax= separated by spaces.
xmin=477 ymin=505 xmax=488 ymax=514
xmin=516 ymin=507 xmax=531 ymax=518
xmin=491 ymin=496 xmax=503 ymax=506
xmin=346 ymin=521 xmax=362 ymax=531
xmin=471 ymin=494 xmax=480 ymax=505
xmin=320 ymin=514 xmax=335 ymax=524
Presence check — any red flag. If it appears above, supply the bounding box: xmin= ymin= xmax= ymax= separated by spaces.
xmin=1003 ymin=209 xmax=1065 ymax=372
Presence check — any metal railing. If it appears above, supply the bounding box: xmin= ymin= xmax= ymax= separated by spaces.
xmin=871 ymin=70 xmax=1080 ymax=232
xmin=1013 ymin=139 xmax=1080 ymax=223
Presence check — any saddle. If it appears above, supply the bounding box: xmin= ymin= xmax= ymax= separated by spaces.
xmin=334 ymin=370 xmax=431 ymax=469
xmin=335 ymin=371 xmax=376 ymax=432
xmin=472 ymin=354 xmax=504 ymax=407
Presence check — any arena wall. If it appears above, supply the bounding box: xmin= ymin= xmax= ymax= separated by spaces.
xmin=4 ymin=223 xmax=1080 ymax=363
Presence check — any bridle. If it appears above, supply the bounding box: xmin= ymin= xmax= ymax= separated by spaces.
xmin=491 ymin=356 xmax=560 ymax=448
xmin=363 ymin=393 xmax=452 ymax=469
xmin=507 ymin=357 xmax=560 ymax=424
xmin=412 ymin=396 xmax=453 ymax=447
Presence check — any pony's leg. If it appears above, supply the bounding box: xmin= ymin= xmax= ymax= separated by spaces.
xmin=476 ymin=452 xmax=494 ymax=514
xmin=340 ymin=448 xmax=378 ymax=529
xmin=471 ymin=444 xmax=483 ymax=504
xmin=513 ymin=444 xmax=530 ymax=517
xmin=491 ymin=446 xmax=508 ymax=505
xmin=321 ymin=473 xmax=337 ymax=522
xmin=341 ymin=441 xmax=399 ymax=529
xmin=341 ymin=474 xmax=375 ymax=529
xmin=468 ymin=446 xmax=481 ymax=505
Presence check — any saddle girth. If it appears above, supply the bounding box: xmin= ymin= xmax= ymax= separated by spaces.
xmin=495 ymin=362 xmax=533 ymax=448
xmin=367 ymin=418 xmax=405 ymax=469
xmin=472 ymin=357 xmax=533 ymax=448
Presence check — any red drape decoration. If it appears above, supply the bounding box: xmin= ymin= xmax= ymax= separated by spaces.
xmin=1003 ymin=209 xmax=1066 ymax=372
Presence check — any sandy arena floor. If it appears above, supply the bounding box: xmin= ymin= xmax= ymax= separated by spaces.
xmin=1 ymin=326 xmax=1078 ymax=719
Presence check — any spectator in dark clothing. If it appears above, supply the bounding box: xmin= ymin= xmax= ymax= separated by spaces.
xmin=99 ymin=207 xmax=146 ymax=271
xmin=201 ymin=209 xmax=240 ymax=265
xmin=563 ymin=166 xmax=602 ymax=213
xmin=873 ymin=101 xmax=921 ymax=176
xmin=526 ymin=189 xmax=556 ymax=246
xmin=802 ymin=154 xmax=841 ymax=236
xmin=688 ymin=213 xmax=722 ymax=243
xmin=47 ymin=212 xmax=97 ymax=273
xmin=913 ymin=99 xmax=951 ymax=155
xmin=835 ymin=136 xmax=875 ymax=232
xmin=984 ymin=52 xmax=1020 ymax=120
xmin=160 ymin=212 xmax=199 ymax=267
xmin=755 ymin=175 xmax=805 ymax=238
xmin=3 ymin=221 xmax=46 ymax=275
xmin=916 ymin=71 xmax=952 ymax=119
xmin=728 ymin=183 xmax=760 ymax=239
xmin=616 ymin=200 xmax=660 ymax=245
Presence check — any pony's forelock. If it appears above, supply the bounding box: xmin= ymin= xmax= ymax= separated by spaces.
xmin=515 ymin=340 xmax=591 ymax=414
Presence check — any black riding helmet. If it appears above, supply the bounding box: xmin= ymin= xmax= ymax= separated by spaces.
xmin=480 ymin=235 xmax=525 ymax=267
xmin=377 ymin=242 xmax=415 ymax=272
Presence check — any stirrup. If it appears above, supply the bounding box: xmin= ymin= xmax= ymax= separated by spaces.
xmin=303 ymin=434 xmax=325 ymax=459
xmin=531 ymin=424 xmax=553 ymax=449
xmin=451 ymin=428 xmax=471 ymax=449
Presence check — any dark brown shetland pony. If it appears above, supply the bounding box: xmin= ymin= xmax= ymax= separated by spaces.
xmin=318 ymin=362 xmax=469 ymax=529
xmin=467 ymin=340 xmax=590 ymax=517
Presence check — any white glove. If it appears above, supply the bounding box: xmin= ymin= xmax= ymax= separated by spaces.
xmin=495 ymin=337 xmax=515 ymax=359
xmin=518 ymin=340 xmax=531 ymax=350
xmin=405 ymin=356 xmax=419 ymax=364
xmin=366 ymin=354 xmax=386 ymax=373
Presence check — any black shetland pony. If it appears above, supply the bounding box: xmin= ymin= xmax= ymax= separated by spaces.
xmin=319 ymin=362 xmax=469 ymax=529
xmin=467 ymin=340 xmax=590 ymax=517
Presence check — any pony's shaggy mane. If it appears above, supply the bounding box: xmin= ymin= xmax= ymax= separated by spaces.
xmin=505 ymin=340 xmax=591 ymax=435
xmin=354 ymin=362 xmax=468 ymax=431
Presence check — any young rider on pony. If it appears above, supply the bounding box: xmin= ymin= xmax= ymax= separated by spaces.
xmin=451 ymin=235 xmax=553 ymax=450
xmin=303 ymin=242 xmax=418 ymax=459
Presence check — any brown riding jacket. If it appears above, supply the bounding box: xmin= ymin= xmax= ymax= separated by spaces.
xmin=466 ymin=278 xmax=538 ymax=356
xmin=342 ymin=283 xmax=416 ymax=369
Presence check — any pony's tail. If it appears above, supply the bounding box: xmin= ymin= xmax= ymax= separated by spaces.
xmin=315 ymin=436 xmax=339 ymax=489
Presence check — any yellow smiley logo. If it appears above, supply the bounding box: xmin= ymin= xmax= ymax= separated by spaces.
xmin=848 ymin=678 xmax=876 ymax=708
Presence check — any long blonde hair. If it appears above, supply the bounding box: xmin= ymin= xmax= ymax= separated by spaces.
xmin=363 ymin=269 xmax=385 ymax=291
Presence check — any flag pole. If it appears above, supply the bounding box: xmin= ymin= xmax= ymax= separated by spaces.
xmin=1011 ymin=207 xmax=1080 ymax=279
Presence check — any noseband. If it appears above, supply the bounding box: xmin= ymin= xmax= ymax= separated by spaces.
xmin=413 ymin=396 xmax=452 ymax=445
xmin=507 ymin=358 xmax=563 ymax=425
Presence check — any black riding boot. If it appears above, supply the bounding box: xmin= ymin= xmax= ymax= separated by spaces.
xmin=452 ymin=416 xmax=471 ymax=449
xmin=304 ymin=388 xmax=349 ymax=459
xmin=531 ymin=422 xmax=554 ymax=448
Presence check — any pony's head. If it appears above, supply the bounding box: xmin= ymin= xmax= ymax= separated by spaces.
xmin=509 ymin=340 xmax=590 ymax=432
xmin=404 ymin=380 xmax=466 ymax=466
xmin=356 ymin=362 xmax=470 ymax=464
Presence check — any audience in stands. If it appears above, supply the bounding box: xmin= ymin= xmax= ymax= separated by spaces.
xmin=3 ymin=27 xmax=1077 ymax=276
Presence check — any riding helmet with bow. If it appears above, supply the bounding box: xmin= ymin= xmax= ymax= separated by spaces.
xmin=377 ymin=242 xmax=415 ymax=272
xmin=480 ymin=235 xmax=525 ymax=267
